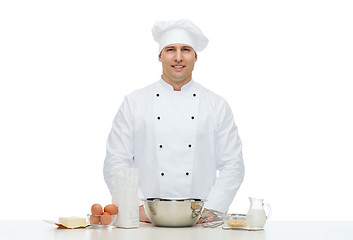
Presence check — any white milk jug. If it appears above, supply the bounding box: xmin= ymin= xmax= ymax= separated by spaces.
xmin=246 ymin=197 xmax=271 ymax=228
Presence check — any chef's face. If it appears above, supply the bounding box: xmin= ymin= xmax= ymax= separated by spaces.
xmin=159 ymin=43 xmax=197 ymax=84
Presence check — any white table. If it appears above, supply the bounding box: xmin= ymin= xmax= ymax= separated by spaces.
xmin=1 ymin=221 xmax=352 ymax=240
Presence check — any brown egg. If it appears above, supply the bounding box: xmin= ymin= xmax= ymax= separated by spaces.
xmin=89 ymin=215 xmax=100 ymax=224
xmin=91 ymin=203 xmax=103 ymax=215
xmin=100 ymin=212 xmax=112 ymax=225
xmin=104 ymin=204 xmax=119 ymax=215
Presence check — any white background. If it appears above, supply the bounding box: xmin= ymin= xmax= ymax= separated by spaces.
xmin=1 ymin=0 xmax=352 ymax=221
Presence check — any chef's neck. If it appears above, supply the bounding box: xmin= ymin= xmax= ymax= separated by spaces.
xmin=161 ymin=75 xmax=192 ymax=91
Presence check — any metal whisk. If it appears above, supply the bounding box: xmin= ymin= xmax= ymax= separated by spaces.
xmin=200 ymin=209 xmax=224 ymax=228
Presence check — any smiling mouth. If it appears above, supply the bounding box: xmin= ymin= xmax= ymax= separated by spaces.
xmin=172 ymin=65 xmax=185 ymax=69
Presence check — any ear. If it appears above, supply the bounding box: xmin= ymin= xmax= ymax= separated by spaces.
xmin=195 ymin=52 xmax=198 ymax=62
xmin=158 ymin=52 xmax=162 ymax=62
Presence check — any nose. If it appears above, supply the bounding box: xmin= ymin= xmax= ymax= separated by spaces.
xmin=175 ymin=49 xmax=183 ymax=62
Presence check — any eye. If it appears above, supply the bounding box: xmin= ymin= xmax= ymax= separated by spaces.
xmin=183 ymin=48 xmax=191 ymax=52
xmin=166 ymin=48 xmax=174 ymax=52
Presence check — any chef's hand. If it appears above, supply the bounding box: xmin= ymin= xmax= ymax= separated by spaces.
xmin=139 ymin=205 xmax=152 ymax=223
xmin=197 ymin=208 xmax=216 ymax=224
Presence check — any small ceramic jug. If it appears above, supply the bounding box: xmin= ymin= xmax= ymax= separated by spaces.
xmin=246 ymin=197 xmax=272 ymax=228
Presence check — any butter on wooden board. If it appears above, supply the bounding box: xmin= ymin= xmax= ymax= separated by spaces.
xmin=57 ymin=217 xmax=87 ymax=229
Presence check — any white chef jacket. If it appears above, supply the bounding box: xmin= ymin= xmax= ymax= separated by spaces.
xmin=104 ymin=78 xmax=244 ymax=213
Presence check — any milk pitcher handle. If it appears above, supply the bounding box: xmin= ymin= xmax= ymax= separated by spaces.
xmin=264 ymin=202 xmax=272 ymax=219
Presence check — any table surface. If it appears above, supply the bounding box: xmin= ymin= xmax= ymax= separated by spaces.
xmin=1 ymin=220 xmax=353 ymax=240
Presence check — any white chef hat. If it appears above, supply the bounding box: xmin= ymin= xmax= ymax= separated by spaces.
xmin=152 ymin=19 xmax=209 ymax=53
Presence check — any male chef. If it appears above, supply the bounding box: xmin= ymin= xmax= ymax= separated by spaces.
xmin=103 ymin=19 xmax=244 ymax=223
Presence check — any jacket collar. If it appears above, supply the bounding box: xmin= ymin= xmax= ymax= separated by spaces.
xmin=159 ymin=77 xmax=195 ymax=92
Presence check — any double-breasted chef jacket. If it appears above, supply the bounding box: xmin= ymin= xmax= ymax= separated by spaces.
xmin=104 ymin=78 xmax=244 ymax=213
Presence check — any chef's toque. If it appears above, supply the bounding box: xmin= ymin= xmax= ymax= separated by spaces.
xmin=152 ymin=19 xmax=209 ymax=53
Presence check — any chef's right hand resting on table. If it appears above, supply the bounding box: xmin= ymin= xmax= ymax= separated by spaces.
xmin=139 ymin=205 xmax=152 ymax=223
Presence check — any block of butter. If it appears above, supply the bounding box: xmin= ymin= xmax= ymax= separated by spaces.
xmin=57 ymin=217 xmax=87 ymax=229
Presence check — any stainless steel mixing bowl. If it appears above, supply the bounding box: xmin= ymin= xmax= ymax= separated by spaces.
xmin=143 ymin=198 xmax=205 ymax=227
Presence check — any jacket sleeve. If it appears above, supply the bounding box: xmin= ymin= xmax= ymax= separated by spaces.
xmin=204 ymin=99 xmax=245 ymax=213
xmin=103 ymin=97 xmax=134 ymax=195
